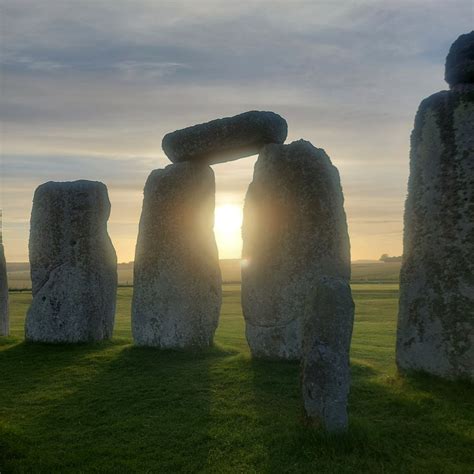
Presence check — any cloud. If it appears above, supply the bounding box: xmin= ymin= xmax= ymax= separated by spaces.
xmin=1 ymin=154 xmax=153 ymax=182
xmin=1 ymin=0 xmax=472 ymax=260
xmin=2 ymin=0 xmax=467 ymax=88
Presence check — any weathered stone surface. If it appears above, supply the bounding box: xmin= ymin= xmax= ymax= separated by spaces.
xmin=0 ymin=244 xmax=8 ymax=336
xmin=397 ymin=87 xmax=474 ymax=380
xmin=25 ymin=180 xmax=117 ymax=343
xmin=301 ymin=277 xmax=354 ymax=432
xmin=132 ymin=162 xmax=221 ymax=348
xmin=162 ymin=110 xmax=287 ymax=164
xmin=445 ymin=31 xmax=474 ymax=87
xmin=241 ymin=140 xmax=351 ymax=360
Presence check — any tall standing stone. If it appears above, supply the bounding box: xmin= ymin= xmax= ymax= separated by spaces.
xmin=25 ymin=180 xmax=117 ymax=343
xmin=241 ymin=140 xmax=352 ymax=360
xmin=132 ymin=162 xmax=221 ymax=349
xmin=0 ymin=243 xmax=8 ymax=336
xmin=397 ymin=32 xmax=474 ymax=380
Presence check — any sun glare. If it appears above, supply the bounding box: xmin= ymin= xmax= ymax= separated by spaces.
xmin=214 ymin=205 xmax=242 ymax=233
xmin=214 ymin=204 xmax=243 ymax=259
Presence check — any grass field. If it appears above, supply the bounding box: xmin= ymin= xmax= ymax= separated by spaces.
xmin=1 ymin=284 xmax=473 ymax=472
xmin=6 ymin=261 xmax=402 ymax=289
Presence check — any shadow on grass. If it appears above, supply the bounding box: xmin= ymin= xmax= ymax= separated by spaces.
xmin=246 ymin=359 xmax=473 ymax=473
xmin=0 ymin=343 xmax=238 ymax=472
xmin=0 ymin=340 xmax=124 ymax=400
xmin=0 ymin=340 xmax=126 ymax=470
xmin=0 ymin=342 xmax=472 ymax=473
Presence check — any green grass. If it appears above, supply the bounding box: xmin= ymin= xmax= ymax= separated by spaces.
xmin=350 ymin=262 xmax=401 ymax=282
xmin=0 ymin=284 xmax=473 ymax=473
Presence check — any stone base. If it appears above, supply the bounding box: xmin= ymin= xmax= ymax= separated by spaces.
xmin=25 ymin=265 xmax=116 ymax=344
xmin=245 ymin=319 xmax=301 ymax=360
xmin=396 ymin=317 xmax=474 ymax=380
xmin=132 ymin=306 xmax=218 ymax=350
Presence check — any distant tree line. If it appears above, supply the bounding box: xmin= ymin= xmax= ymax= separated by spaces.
xmin=379 ymin=254 xmax=402 ymax=262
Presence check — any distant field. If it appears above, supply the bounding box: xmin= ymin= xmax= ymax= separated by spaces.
xmin=1 ymin=283 xmax=472 ymax=472
xmin=350 ymin=261 xmax=401 ymax=282
xmin=6 ymin=263 xmax=136 ymax=290
xmin=7 ymin=260 xmax=401 ymax=289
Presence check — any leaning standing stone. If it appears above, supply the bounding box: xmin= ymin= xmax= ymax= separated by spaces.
xmin=241 ymin=140 xmax=351 ymax=360
xmin=132 ymin=162 xmax=221 ymax=349
xmin=0 ymin=243 xmax=8 ymax=336
xmin=25 ymin=180 xmax=117 ymax=343
xmin=397 ymin=32 xmax=474 ymax=380
xmin=162 ymin=110 xmax=287 ymax=164
xmin=301 ymin=277 xmax=354 ymax=432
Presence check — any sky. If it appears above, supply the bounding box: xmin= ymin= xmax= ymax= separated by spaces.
xmin=1 ymin=0 xmax=472 ymax=262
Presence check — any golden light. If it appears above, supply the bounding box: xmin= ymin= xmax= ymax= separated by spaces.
xmin=214 ymin=204 xmax=243 ymax=259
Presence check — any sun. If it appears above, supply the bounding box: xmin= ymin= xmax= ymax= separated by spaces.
xmin=214 ymin=205 xmax=242 ymax=233
xmin=214 ymin=204 xmax=243 ymax=259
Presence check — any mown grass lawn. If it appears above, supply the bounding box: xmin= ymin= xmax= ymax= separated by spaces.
xmin=0 ymin=284 xmax=473 ymax=473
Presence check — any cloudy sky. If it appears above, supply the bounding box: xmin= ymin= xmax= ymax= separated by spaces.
xmin=1 ymin=0 xmax=472 ymax=262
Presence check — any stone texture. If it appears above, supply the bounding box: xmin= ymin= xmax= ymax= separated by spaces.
xmin=162 ymin=110 xmax=287 ymax=165
xmin=301 ymin=277 xmax=354 ymax=432
xmin=397 ymin=86 xmax=474 ymax=380
xmin=0 ymin=244 xmax=8 ymax=336
xmin=132 ymin=162 xmax=221 ymax=348
xmin=241 ymin=140 xmax=351 ymax=360
xmin=25 ymin=180 xmax=117 ymax=343
xmin=445 ymin=31 xmax=474 ymax=87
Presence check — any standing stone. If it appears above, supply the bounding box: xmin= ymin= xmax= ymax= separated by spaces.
xmin=301 ymin=277 xmax=354 ymax=432
xmin=241 ymin=140 xmax=351 ymax=360
xmin=445 ymin=31 xmax=474 ymax=88
xmin=397 ymin=32 xmax=474 ymax=380
xmin=132 ymin=162 xmax=221 ymax=349
xmin=0 ymin=243 xmax=8 ymax=336
xmin=162 ymin=110 xmax=288 ymax=165
xmin=25 ymin=180 xmax=117 ymax=343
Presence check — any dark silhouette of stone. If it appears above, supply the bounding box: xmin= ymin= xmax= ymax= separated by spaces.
xmin=162 ymin=110 xmax=287 ymax=164
xmin=132 ymin=162 xmax=221 ymax=348
xmin=241 ymin=140 xmax=351 ymax=360
xmin=445 ymin=31 xmax=474 ymax=88
xmin=0 ymin=244 xmax=8 ymax=336
xmin=397 ymin=34 xmax=474 ymax=380
xmin=301 ymin=277 xmax=354 ymax=432
xmin=25 ymin=180 xmax=117 ymax=343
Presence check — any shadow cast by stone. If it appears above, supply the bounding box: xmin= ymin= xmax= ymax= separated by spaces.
xmin=1 ymin=343 xmax=229 ymax=472
xmin=246 ymin=359 xmax=473 ymax=471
